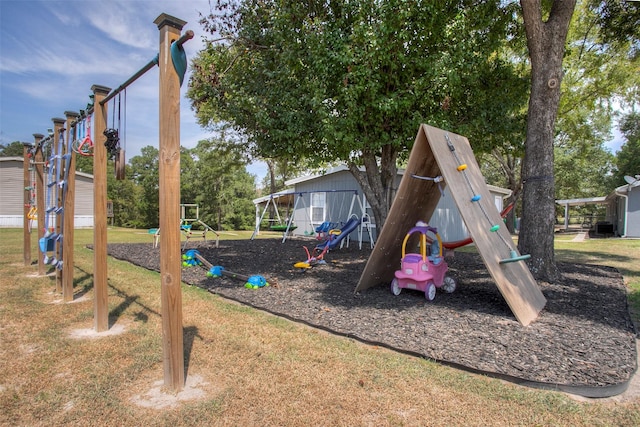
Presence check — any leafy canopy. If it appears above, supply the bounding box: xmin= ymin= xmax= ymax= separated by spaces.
xmin=189 ymin=0 xmax=529 ymax=226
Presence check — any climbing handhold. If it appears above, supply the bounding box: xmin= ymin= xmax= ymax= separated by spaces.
xmin=499 ymin=250 xmax=531 ymax=264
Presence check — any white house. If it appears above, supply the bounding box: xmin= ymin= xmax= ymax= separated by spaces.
xmin=0 ymin=157 xmax=94 ymax=228
xmin=253 ymin=165 xmax=511 ymax=244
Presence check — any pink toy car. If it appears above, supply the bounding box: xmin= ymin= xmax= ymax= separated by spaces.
xmin=390 ymin=222 xmax=456 ymax=301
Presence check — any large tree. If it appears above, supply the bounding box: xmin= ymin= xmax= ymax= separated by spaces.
xmin=129 ymin=146 xmax=160 ymax=228
xmin=0 ymin=141 xmax=26 ymax=157
xmin=553 ymin=0 xmax=628 ymax=200
xmin=518 ymin=0 xmax=576 ymax=282
xmin=612 ymin=112 xmax=640 ymax=185
xmin=482 ymin=0 xmax=635 ymax=234
xmin=189 ymin=0 xmax=527 ymax=229
xmin=188 ymin=139 xmax=256 ymax=230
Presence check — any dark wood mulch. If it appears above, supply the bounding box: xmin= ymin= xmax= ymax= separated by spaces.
xmin=106 ymin=237 xmax=637 ymax=397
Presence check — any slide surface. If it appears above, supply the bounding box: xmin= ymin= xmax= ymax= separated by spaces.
xmin=317 ymin=217 xmax=360 ymax=250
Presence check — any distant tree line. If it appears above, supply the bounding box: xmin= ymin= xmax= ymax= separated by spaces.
xmin=1 ymin=137 xmax=257 ymax=230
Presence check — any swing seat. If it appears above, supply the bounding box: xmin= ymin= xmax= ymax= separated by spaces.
xmin=269 ymin=224 xmax=297 ymax=232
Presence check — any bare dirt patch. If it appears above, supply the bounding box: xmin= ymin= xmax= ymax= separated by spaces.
xmin=67 ymin=322 xmax=129 ymax=339
xmin=130 ymin=374 xmax=210 ymax=409
xmin=106 ymin=238 xmax=638 ymax=398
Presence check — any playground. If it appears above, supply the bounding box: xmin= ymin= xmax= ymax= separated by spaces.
xmin=106 ymin=236 xmax=637 ymax=397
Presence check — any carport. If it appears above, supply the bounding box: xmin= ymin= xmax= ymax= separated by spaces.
xmin=555 ymin=196 xmax=611 ymax=233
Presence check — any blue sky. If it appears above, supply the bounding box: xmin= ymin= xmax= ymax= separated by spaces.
xmin=0 ymin=0 xmax=625 ymax=183
xmin=0 ymin=0 xmax=269 ymax=181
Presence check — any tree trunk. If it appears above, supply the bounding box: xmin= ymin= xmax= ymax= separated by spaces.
xmin=518 ymin=0 xmax=576 ymax=282
xmin=347 ymin=145 xmax=398 ymax=230
xmin=491 ymin=148 xmax=522 ymax=234
xmin=267 ymin=159 xmax=276 ymax=221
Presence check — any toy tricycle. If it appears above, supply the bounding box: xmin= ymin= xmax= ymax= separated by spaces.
xmin=390 ymin=221 xmax=456 ymax=301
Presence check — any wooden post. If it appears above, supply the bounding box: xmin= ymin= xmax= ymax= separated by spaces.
xmin=33 ymin=133 xmax=46 ymax=276
xmin=63 ymin=111 xmax=80 ymax=302
xmin=52 ymin=118 xmax=65 ymax=293
xmin=23 ymin=142 xmax=33 ymax=266
xmin=91 ymin=85 xmax=111 ymax=332
xmin=154 ymin=13 xmax=186 ymax=392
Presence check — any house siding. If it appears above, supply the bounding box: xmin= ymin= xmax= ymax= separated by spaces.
xmin=289 ymin=170 xmax=364 ymax=236
xmin=628 ymin=190 xmax=640 ymax=238
xmin=0 ymin=157 xmax=94 ymax=228
xmin=0 ymin=158 xmax=24 ymax=215
xmin=281 ymin=167 xmax=508 ymax=243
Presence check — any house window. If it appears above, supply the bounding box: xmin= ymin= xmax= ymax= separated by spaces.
xmin=311 ymin=192 xmax=326 ymax=223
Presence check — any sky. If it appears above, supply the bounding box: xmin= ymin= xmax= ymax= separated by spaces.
xmin=0 ymin=0 xmax=627 ymax=183
xmin=0 ymin=0 xmax=269 ymax=182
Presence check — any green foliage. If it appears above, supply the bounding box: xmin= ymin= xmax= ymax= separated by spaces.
xmin=552 ymin=1 xmax=637 ymax=198
xmin=189 ymin=0 xmax=528 ymax=227
xmin=260 ymin=158 xmax=309 ymax=194
xmin=0 ymin=141 xmax=27 ymax=157
xmin=187 ymin=139 xmax=257 ymax=230
xmin=591 ymin=0 xmax=640 ymax=58
xmin=611 ymin=111 xmax=640 ymax=186
xmin=129 ymin=146 xmax=160 ymax=228
xmin=103 ymin=140 xmax=257 ymax=230
xmin=107 ymin=163 xmax=144 ymax=228
xmin=75 ymin=155 xmax=93 ymax=175
xmin=488 ymin=1 xmax=635 ymax=212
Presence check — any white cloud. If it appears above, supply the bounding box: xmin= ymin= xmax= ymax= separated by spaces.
xmin=0 ymin=0 xmax=215 ymax=159
xmin=82 ymin=1 xmax=156 ymax=50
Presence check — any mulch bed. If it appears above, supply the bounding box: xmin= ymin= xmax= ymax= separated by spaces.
xmin=106 ymin=237 xmax=638 ymax=397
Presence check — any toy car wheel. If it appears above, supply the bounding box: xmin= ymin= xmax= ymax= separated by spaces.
xmin=425 ymin=282 xmax=436 ymax=301
xmin=442 ymin=276 xmax=456 ymax=293
xmin=390 ymin=278 xmax=401 ymax=296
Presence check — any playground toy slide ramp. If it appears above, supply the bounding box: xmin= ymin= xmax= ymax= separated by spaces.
xmin=317 ymin=217 xmax=360 ymax=250
xmin=356 ymin=124 xmax=546 ymax=326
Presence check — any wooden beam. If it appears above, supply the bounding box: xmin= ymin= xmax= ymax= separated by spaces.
xmin=33 ymin=133 xmax=46 ymax=276
xmin=52 ymin=118 xmax=65 ymax=294
xmin=91 ymin=85 xmax=111 ymax=332
xmin=421 ymin=125 xmax=546 ymax=326
xmin=23 ymin=142 xmax=32 ymax=266
xmin=154 ymin=12 xmax=186 ymax=393
xmin=63 ymin=111 xmax=79 ymax=302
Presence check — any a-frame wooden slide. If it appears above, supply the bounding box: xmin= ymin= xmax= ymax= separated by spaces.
xmin=355 ymin=124 xmax=546 ymax=326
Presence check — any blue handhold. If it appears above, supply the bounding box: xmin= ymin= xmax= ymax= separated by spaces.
xmin=471 ymin=194 xmax=481 ymax=202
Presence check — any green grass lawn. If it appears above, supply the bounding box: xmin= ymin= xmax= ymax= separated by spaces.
xmin=0 ymin=227 xmax=638 ymax=426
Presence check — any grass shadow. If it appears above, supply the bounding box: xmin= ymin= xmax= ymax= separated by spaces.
xmin=183 ymin=325 xmax=202 ymax=378
xmin=107 ymin=283 xmax=161 ymax=327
